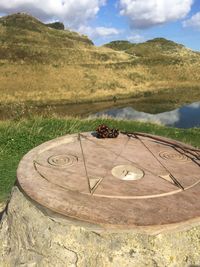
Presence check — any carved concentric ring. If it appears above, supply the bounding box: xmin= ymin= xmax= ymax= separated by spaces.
xmin=48 ymin=154 xmax=78 ymax=168
xmin=159 ymin=151 xmax=190 ymax=163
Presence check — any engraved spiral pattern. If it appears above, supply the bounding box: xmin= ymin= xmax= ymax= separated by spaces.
xmin=48 ymin=154 xmax=78 ymax=167
xmin=159 ymin=151 xmax=190 ymax=163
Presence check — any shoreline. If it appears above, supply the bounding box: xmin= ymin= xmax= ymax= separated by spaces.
xmin=0 ymin=87 xmax=200 ymax=121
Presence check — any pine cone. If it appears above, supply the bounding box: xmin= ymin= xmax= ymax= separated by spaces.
xmin=96 ymin=124 xmax=119 ymax=139
xmin=96 ymin=124 xmax=110 ymax=138
xmin=108 ymin=128 xmax=119 ymax=138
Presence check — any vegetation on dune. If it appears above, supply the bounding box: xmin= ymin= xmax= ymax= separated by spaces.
xmin=0 ymin=13 xmax=93 ymax=47
xmin=46 ymin=22 xmax=65 ymax=30
xmin=0 ymin=13 xmax=199 ymax=110
xmin=0 ymin=61 xmax=200 ymax=110
xmin=0 ymin=117 xmax=199 ymax=202
xmin=105 ymin=38 xmax=192 ymax=56
xmin=103 ymin=40 xmax=134 ymax=51
xmin=0 ymin=13 xmax=130 ymax=64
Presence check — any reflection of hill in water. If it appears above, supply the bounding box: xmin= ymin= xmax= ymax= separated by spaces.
xmin=93 ymin=102 xmax=200 ymax=129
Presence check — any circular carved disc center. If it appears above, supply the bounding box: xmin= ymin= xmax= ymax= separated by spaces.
xmin=112 ymin=165 xmax=144 ymax=181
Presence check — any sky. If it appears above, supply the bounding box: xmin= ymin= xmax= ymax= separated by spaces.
xmin=0 ymin=0 xmax=200 ymax=50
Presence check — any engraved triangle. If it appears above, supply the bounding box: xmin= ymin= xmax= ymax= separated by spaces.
xmin=159 ymin=173 xmax=184 ymax=190
xmin=159 ymin=173 xmax=174 ymax=184
xmin=89 ymin=177 xmax=102 ymax=191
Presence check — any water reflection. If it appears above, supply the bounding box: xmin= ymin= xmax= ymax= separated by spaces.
xmin=92 ymin=102 xmax=200 ymax=128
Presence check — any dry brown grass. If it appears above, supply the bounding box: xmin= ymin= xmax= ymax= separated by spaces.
xmin=0 ymin=60 xmax=200 ymax=105
xmin=0 ymin=13 xmax=199 ymax=106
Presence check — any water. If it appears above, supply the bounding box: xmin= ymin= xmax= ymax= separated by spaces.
xmin=92 ymin=102 xmax=200 ymax=128
xmin=1 ymin=91 xmax=199 ymax=128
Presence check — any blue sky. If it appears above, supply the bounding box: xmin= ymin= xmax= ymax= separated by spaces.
xmin=92 ymin=0 xmax=200 ymax=51
xmin=0 ymin=0 xmax=200 ymax=50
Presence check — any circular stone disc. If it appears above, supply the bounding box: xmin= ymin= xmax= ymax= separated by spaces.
xmin=111 ymin=165 xmax=144 ymax=181
xmin=17 ymin=132 xmax=200 ymax=230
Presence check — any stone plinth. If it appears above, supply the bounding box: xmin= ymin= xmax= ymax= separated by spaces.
xmin=1 ymin=132 xmax=200 ymax=266
xmin=1 ymin=187 xmax=200 ymax=266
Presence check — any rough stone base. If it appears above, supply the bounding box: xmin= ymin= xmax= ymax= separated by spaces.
xmin=0 ymin=202 xmax=6 ymax=213
xmin=1 ymin=186 xmax=200 ymax=267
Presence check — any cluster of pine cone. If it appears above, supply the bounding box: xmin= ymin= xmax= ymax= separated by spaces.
xmin=96 ymin=124 xmax=119 ymax=139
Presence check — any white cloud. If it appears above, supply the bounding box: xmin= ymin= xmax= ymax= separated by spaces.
xmin=119 ymin=0 xmax=193 ymax=28
xmin=127 ymin=34 xmax=145 ymax=43
xmin=183 ymin=12 xmax=200 ymax=30
xmin=0 ymin=0 xmax=106 ymax=28
xmin=187 ymin=102 xmax=200 ymax=108
xmin=78 ymin=25 xmax=120 ymax=38
xmin=92 ymin=107 xmax=180 ymax=126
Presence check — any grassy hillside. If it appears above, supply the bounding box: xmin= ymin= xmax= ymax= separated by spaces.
xmin=0 ymin=13 xmax=200 ymax=110
xmin=0 ymin=13 xmax=134 ymax=64
xmin=104 ymin=38 xmax=198 ymax=58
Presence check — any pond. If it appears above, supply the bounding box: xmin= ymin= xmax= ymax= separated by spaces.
xmin=1 ymin=88 xmax=200 ymax=129
xmin=91 ymin=102 xmax=200 ymax=129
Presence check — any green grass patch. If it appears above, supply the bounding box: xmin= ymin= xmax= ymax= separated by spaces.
xmin=0 ymin=117 xmax=199 ymax=202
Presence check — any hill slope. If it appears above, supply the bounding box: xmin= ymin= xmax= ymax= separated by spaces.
xmin=0 ymin=13 xmax=131 ymax=64
xmin=0 ymin=13 xmax=199 ymax=108
xmin=104 ymin=38 xmax=200 ymax=63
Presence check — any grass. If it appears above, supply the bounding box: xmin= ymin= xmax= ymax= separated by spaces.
xmin=0 ymin=62 xmax=200 ymax=108
xmin=0 ymin=117 xmax=199 ymax=202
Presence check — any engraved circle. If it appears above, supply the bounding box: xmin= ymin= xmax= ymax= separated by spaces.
xmin=48 ymin=154 xmax=78 ymax=167
xmin=159 ymin=151 xmax=190 ymax=163
xmin=112 ymin=165 xmax=144 ymax=181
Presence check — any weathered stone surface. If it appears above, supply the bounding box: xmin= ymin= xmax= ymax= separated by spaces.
xmin=0 ymin=186 xmax=200 ymax=266
xmin=0 ymin=202 xmax=6 ymax=213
